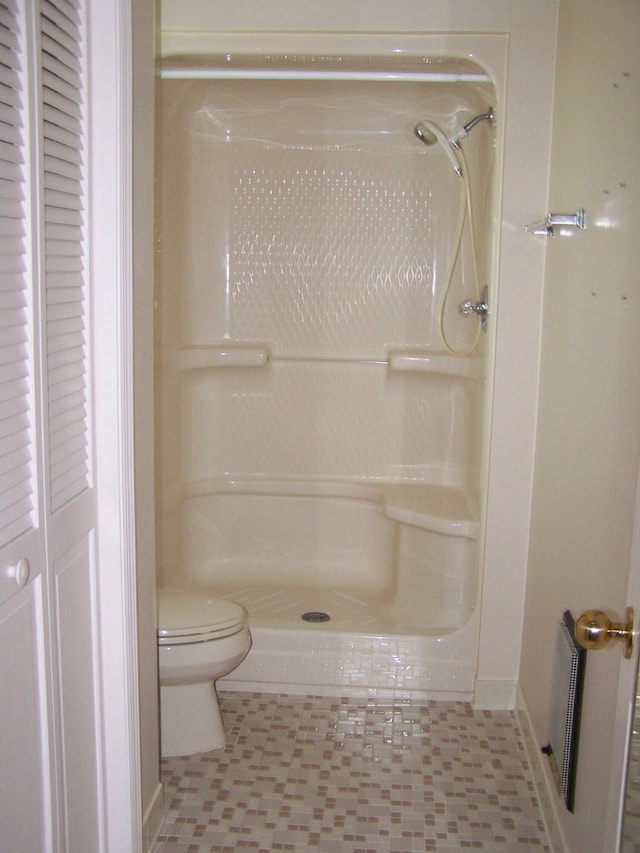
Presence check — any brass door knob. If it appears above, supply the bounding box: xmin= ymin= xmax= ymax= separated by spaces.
xmin=575 ymin=607 xmax=634 ymax=659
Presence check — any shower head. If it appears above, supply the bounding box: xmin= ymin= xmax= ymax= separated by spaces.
xmin=414 ymin=121 xmax=438 ymax=146
xmin=415 ymin=108 xmax=495 ymax=149
xmin=413 ymin=118 xmax=464 ymax=177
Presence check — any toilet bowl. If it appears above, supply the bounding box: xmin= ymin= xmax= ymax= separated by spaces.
xmin=157 ymin=589 xmax=251 ymax=757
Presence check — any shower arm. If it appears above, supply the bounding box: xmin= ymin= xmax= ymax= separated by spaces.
xmin=463 ymin=109 xmax=494 ymax=134
xmin=449 ymin=108 xmax=495 ymax=147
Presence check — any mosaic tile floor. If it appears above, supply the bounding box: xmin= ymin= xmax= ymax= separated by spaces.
xmin=154 ymin=691 xmax=551 ymax=852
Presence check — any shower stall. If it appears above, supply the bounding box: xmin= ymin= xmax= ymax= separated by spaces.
xmin=155 ymin=52 xmax=499 ymax=698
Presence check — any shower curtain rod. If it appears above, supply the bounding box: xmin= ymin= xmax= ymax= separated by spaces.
xmin=158 ymin=67 xmax=491 ymax=83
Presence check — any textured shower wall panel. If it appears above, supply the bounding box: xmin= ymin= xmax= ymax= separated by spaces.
xmin=179 ymin=363 xmax=477 ymax=484
xmin=158 ymin=80 xmax=488 ymax=353
xmin=175 ymin=492 xmax=397 ymax=592
xmin=157 ymin=77 xmax=492 ymax=489
xmin=212 ymin=147 xmax=438 ymax=357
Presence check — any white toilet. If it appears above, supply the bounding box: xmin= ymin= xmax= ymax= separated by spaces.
xmin=157 ymin=589 xmax=251 ymax=757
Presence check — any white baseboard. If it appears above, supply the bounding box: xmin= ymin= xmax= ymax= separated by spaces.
xmin=142 ymin=782 xmax=164 ymax=853
xmin=516 ymin=685 xmax=568 ymax=853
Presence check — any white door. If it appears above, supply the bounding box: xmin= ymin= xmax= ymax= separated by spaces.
xmin=0 ymin=1 xmax=102 ymax=849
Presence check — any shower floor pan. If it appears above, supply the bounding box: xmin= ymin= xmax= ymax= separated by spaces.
xmin=170 ymin=479 xmax=479 ymax=633
xmin=166 ymin=479 xmax=481 ymax=696
xmin=211 ymin=582 xmax=469 ymax=636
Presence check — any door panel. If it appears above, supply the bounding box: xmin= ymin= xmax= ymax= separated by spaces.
xmin=0 ymin=2 xmax=50 ymax=845
xmin=0 ymin=584 xmax=50 ymax=853
xmin=0 ymin=0 xmax=42 ymax=611
xmin=54 ymin=534 xmax=100 ymax=849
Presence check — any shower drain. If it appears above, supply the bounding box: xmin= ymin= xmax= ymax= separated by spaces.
xmin=301 ymin=611 xmax=331 ymax=623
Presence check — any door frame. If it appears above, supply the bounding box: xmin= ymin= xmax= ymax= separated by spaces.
xmin=87 ymin=0 xmax=142 ymax=848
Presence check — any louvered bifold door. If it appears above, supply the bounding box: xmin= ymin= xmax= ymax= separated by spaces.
xmin=0 ymin=0 xmax=42 ymax=592
xmin=0 ymin=2 xmax=50 ymax=851
xmin=38 ymin=1 xmax=102 ymax=849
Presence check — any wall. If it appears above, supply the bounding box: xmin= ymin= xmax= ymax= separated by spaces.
xmin=158 ymin=0 xmax=559 ymax=706
xmin=519 ymin=0 xmax=640 ymax=849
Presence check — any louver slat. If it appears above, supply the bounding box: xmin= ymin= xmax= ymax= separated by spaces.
xmin=41 ymin=53 xmax=81 ymax=93
xmin=0 ymin=497 xmax=33 ymax=546
xmin=0 ymin=449 xmax=31 ymax=498
xmin=41 ymin=69 xmax=79 ymax=109
xmin=44 ymin=154 xmax=81 ymax=182
xmin=41 ymin=0 xmax=90 ymax=514
xmin=0 ymin=0 xmax=34 ymax=547
xmin=43 ymin=132 xmax=82 ymax=163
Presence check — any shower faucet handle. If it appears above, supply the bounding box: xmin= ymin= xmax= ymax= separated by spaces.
xmin=458 ymin=285 xmax=489 ymax=330
xmin=458 ymin=299 xmax=485 ymax=316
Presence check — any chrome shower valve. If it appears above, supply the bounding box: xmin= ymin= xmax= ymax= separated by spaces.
xmin=458 ymin=285 xmax=489 ymax=329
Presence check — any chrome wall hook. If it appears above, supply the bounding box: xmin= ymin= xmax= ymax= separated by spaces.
xmin=526 ymin=209 xmax=586 ymax=238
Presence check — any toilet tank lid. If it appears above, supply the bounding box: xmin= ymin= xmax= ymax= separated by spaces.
xmin=157 ymin=589 xmax=247 ymax=637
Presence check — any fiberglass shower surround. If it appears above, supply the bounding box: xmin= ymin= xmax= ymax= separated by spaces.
xmin=155 ymin=54 xmax=497 ymax=692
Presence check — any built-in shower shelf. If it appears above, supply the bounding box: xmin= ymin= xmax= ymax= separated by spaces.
xmin=177 ymin=344 xmax=271 ymax=369
xmin=387 ymin=351 xmax=483 ymax=380
xmin=380 ymin=484 xmax=479 ymax=539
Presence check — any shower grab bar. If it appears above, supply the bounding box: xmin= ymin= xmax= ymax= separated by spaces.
xmin=176 ymin=349 xmax=385 ymax=369
xmin=175 ymin=346 xmax=482 ymax=378
xmin=269 ymin=354 xmax=387 ymax=366
xmin=388 ymin=351 xmax=483 ymax=380
xmin=178 ymin=344 xmax=270 ymax=369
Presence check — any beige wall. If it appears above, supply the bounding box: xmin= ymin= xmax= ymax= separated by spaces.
xmin=520 ymin=1 xmax=640 ymax=849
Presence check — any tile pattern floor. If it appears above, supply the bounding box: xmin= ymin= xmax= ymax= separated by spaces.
xmin=154 ymin=691 xmax=551 ymax=852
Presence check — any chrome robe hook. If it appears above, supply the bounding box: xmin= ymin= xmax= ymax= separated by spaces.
xmin=525 ymin=209 xmax=586 ymax=238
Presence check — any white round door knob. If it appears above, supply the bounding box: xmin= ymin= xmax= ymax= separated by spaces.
xmin=9 ymin=557 xmax=30 ymax=588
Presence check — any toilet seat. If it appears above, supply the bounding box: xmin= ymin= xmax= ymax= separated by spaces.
xmin=158 ymin=589 xmax=247 ymax=645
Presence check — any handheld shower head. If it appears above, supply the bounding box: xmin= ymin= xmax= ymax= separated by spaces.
xmin=413 ymin=107 xmax=496 ymax=156
xmin=414 ymin=121 xmax=438 ymax=146
xmin=413 ymin=119 xmax=464 ymax=177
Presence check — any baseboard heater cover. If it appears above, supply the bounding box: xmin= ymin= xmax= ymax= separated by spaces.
xmin=542 ymin=610 xmax=586 ymax=813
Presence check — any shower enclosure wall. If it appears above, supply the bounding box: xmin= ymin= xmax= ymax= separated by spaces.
xmin=155 ymin=54 xmax=498 ymax=698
